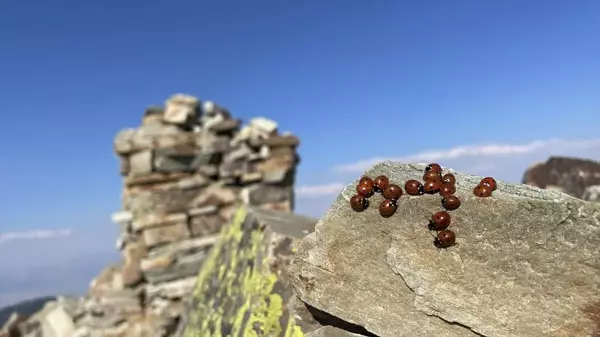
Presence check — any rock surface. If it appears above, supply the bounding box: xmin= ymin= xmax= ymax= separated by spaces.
xmin=290 ymin=161 xmax=600 ymax=337
xmin=180 ymin=205 xmax=319 ymax=336
xmin=522 ymin=156 xmax=600 ymax=201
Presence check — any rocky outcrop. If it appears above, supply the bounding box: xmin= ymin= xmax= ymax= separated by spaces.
xmin=180 ymin=205 xmax=319 ymax=336
xmin=1 ymin=94 xmax=303 ymax=337
xmin=522 ymin=156 xmax=600 ymax=202
xmin=290 ymin=162 xmax=600 ymax=337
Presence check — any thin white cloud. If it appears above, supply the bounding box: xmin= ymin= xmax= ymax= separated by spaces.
xmin=332 ymin=138 xmax=600 ymax=173
xmin=0 ymin=229 xmax=73 ymax=244
xmin=296 ymin=183 xmax=346 ymax=197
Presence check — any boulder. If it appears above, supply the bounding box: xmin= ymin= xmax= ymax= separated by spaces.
xmin=180 ymin=205 xmax=319 ymax=336
xmin=290 ymin=161 xmax=600 ymax=337
xmin=522 ymin=156 xmax=600 ymax=200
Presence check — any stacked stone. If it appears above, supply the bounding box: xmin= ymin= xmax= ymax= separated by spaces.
xmin=71 ymin=94 xmax=300 ymax=337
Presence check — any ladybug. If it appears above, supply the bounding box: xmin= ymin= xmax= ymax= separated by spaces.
xmin=480 ymin=177 xmax=497 ymax=191
xmin=423 ymin=171 xmax=442 ymax=182
xmin=379 ymin=199 xmax=397 ymax=218
xmin=441 ymin=173 xmax=456 ymax=186
xmin=373 ymin=175 xmax=390 ymax=193
xmin=425 ymin=163 xmax=443 ymax=174
xmin=356 ymin=183 xmax=374 ymax=198
xmin=473 ymin=184 xmax=493 ymax=198
xmin=423 ymin=180 xmax=441 ymax=194
xmin=428 ymin=211 xmax=451 ymax=231
xmin=359 ymin=176 xmax=374 ymax=187
xmin=404 ymin=180 xmax=425 ymax=196
xmin=350 ymin=194 xmax=369 ymax=212
xmin=441 ymin=195 xmax=461 ymax=210
xmin=433 ymin=230 xmax=456 ymax=248
xmin=382 ymin=184 xmax=403 ymax=200
xmin=439 ymin=183 xmax=456 ymax=197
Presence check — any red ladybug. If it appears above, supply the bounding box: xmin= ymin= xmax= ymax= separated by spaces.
xmin=434 ymin=230 xmax=456 ymax=248
xmin=356 ymin=183 xmax=374 ymax=198
xmin=373 ymin=175 xmax=390 ymax=193
xmin=382 ymin=184 xmax=403 ymax=200
xmin=405 ymin=180 xmax=425 ymax=196
xmin=423 ymin=180 xmax=441 ymax=194
xmin=480 ymin=177 xmax=497 ymax=191
xmin=425 ymin=163 xmax=443 ymax=174
xmin=441 ymin=195 xmax=461 ymax=210
xmin=439 ymin=183 xmax=456 ymax=197
xmin=473 ymin=184 xmax=493 ymax=198
xmin=379 ymin=199 xmax=397 ymax=218
xmin=441 ymin=173 xmax=456 ymax=186
xmin=423 ymin=171 xmax=442 ymax=182
xmin=428 ymin=211 xmax=451 ymax=230
xmin=359 ymin=176 xmax=374 ymax=187
xmin=350 ymin=194 xmax=369 ymax=212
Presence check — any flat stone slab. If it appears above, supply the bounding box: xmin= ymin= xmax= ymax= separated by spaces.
xmin=289 ymin=161 xmax=600 ymax=337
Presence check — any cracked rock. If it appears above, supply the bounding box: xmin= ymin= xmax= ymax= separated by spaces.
xmin=289 ymin=161 xmax=600 ymax=337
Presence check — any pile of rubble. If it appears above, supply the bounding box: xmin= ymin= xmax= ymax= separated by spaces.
xmin=1 ymin=94 xmax=301 ymax=337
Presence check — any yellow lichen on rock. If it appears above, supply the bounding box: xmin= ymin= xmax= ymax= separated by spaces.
xmin=182 ymin=205 xmax=306 ymax=337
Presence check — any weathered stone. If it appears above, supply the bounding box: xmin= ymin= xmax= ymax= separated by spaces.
xmin=146 ymin=277 xmax=197 ymax=299
xmin=89 ymin=266 xmax=124 ymax=297
xmin=124 ymin=187 xmax=202 ymax=218
xmin=190 ymin=184 xmax=237 ymax=207
xmin=142 ymin=107 xmax=164 ymax=125
xmin=114 ymin=124 xmax=185 ymax=155
xmin=121 ymin=241 xmax=147 ymax=287
xmin=142 ymin=222 xmax=190 ymax=248
xmin=118 ymin=156 xmax=130 ymax=176
xmin=140 ymin=254 xmax=176 ymax=273
xmin=39 ymin=303 xmax=76 ymax=337
xmin=209 ymin=118 xmax=241 ymax=134
xmin=290 ymin=162 xmax=600 ymax=337
xmin=163 ymin=94 xmax=199 ymax=125
xmin=248 ymin=185 xmax=293 ymax=205
xmin=240 ymin=171 xmax=263 ymax=183
xmin=187 ymin=205 xmax=218 ymax=217
xmin=219 ymin=160 xmax=244 ymax=178
xmin=129 ymin=150 xmax=153 ymax=176
xmin=147 ymin=234 xmax=219 ymax=259
xmin=111 ymin=211 xmax=133 ymax=225
xmin=189 ymin=213 xmax=223 ymax=237
xmin=250 ymin=135 xmax=300 ymax=148
xmin=153 ymin=146 xmax=200 ymax=173
xmin=583 ymin=185 xmax=600 ymax=202
xmin=306 ymin=326 xmax=367 ymax=337
xmin=131 ymin=212 xmax=188 ymax=232
xmin=181 ymin=206 xmax=318 ymax=336
xmin=249 ymin=117 xmax=278 ymax=135
xmin=201 ymin=101 xmax=230 ymax=117
xmin=153 ymin=132 xmax=196 ymax=150
xmin=143 ymin=250 xmax=208 ymax=284
xmin=523 ymin=156 xmax=600 ymax=199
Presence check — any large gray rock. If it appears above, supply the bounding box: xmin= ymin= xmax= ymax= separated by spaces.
xmin=289 ymin=161 xmax=600 ymax=337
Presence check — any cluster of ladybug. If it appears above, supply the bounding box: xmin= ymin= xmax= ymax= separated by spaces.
xmin=349 ymin=163 xmax=497 ymax=250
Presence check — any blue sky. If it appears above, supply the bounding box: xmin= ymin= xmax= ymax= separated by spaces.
xmin=0 ymin=0 xmax=599 ymax=305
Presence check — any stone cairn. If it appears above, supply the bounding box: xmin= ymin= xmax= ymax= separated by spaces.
xmin=65 ymin=94 xmax=300 ymax=336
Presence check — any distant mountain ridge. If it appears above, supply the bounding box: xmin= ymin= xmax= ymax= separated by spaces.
xmin=0 ymin=296 xmax=55 ymax=327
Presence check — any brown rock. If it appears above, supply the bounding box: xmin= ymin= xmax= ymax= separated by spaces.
xmin=248 ymin=185 xmax=293 ymax=205
xmin=209 ymin=118 xmax=241 ymax=134
xmin=140 ymin=254 xmax=176 ymax=272
xmin=125 ymin=172 xmax=192 ymax=187
xmin=189 ymin=214 xmax=223 ymax=237
xmin=132 ymin=212 xmax=188 ymax=232
xmin=522 ymin=156 xmax=600 ymax=199
xmin=250 ymin=135 xmax=300 ymax=148
xmin=142 ymin=222 xmax=190 ymax=248
xmin=190 ymin=184 xmax=237 ymax=207
xmin=121 ymin=240 xmax=147 ymax=287
xmin=89 ymin=266 xmax=123 ymax=297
